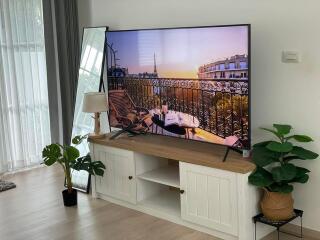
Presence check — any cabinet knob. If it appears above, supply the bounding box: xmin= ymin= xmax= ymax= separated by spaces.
xmin=180 ymin=190 xmax=185 ymax=194
xmin=128 ymin=176 xmax=133 ymax=180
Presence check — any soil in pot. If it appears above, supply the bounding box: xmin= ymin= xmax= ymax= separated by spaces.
xmin=62 ymin=189 xmax=77 ymax=207
xmin=261 ymin=189 xmax=294 ymax=221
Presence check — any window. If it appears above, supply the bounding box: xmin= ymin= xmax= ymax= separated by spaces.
xmin=240 ymin=61 xmax=247 ymax=69
xmin=229 ymin=62 xmax=236 ymax=69
xmin=0 ymin=0 xmax=51 ymax=171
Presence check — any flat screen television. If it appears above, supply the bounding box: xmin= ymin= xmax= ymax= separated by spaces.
xmin=106 ymin=24 xmax=250 ymax=150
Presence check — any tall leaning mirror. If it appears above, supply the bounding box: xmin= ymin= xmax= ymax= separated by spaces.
xmin=70 ymin=27 xmax=107 ymax=192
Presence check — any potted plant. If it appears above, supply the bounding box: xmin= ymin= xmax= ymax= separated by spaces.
xmin=42 ymin=135 xmax=106 ymax=207
xmin=248 ymin=124 xmax=318 ymax=220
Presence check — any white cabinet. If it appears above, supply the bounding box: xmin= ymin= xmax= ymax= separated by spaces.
xmin=180 ymin=162 xmax=238 ymax=236
xmin=92 ymin=145 xmax=136 ymax=204
xmin=89 ymin=142 xmax=266 ymax=240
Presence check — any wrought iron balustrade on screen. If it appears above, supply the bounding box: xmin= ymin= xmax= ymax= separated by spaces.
xmin=108 ymin=76 xmax=249 ymax=147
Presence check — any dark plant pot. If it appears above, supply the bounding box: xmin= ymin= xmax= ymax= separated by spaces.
xmin=62 ymin=189 xmax=77 ymax=207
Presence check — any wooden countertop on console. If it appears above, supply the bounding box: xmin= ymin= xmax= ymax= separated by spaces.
xmin=88 ymin=133 xmax=256 ymax=174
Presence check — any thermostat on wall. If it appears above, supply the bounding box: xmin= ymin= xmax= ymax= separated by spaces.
xmin=282 ymin=51 xmax=300 ymax=63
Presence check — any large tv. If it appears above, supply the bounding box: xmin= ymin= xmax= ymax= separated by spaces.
xmin=106 ymin=24 xmax=250 ymax=150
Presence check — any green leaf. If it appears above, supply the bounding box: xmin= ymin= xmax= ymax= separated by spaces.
xmin=248 ymin=167 xmax=273 ymax=187
xmin=286 ymin=166 xmax=310 ymax=184
xmin=283 ymin=155 xmax=302 ymax=161
xmin=271 ymin=163 xmax=297 ymax=182
xmin=72 ymin=154 xmax=91 ymax=171
xmin=292 ymin=174 xmax=309 ymax=183
xmin=92 ymin=161 xmax=106 ymax=169
xmin=252 ymin=146 xmax=279 ymax=167
xmin=71 ymin=154 xmax=105 ymax=177
xmin=260 ymin=127 xmax=281 ymax=139
xmin=93 ymin=168 xmax=105 ymax=176
xmin=42 ymin=144 xmax=62 ymax=166
xmin=273 ymin=124 xmax=292 ymax=135
xmin=88 ymin=169 xmax=95 ymax=175
xmin=65 ymin=146 xmax=80 ymax=162
xmin=91 ymin=161 xmax=106 ymax=176
xmin=291 ymin=146 xmax=319 ymax=160
xmin=266 ymin=141 xmax=293 ymax=153
xmin=72 ymin=135 xmax=88 ymax=145
xmin=269 ymin=183 xmax=294 ymax=193
xmin=295 ymin=166 xmax=310 ymax=176
xmin=286 ymin=135 xmax=313 ymax=142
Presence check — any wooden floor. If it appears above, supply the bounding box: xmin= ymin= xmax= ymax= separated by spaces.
xmin=0 ymin=166 xmax=218 ymax=240
xmin=0 ymin=166 xmax=317 ymax=240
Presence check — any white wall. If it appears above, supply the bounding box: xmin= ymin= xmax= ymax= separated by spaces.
xmin=78 ymin=0 xmax=320 ymax=231
xmin=77 ymin=0 xmax=92 ymax=39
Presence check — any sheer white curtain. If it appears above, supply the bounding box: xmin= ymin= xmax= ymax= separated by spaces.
xmin=0 ymin=0 xmax=51 ymax=172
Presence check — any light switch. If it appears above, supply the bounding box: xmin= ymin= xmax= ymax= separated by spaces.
xmin=282 ymin=51 xmax=300 ymax=63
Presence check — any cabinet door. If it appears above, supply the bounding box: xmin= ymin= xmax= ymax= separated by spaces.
xmin=93 ymin=144 xmax=136 ymax=204
xmin=180 ymin=162 xmax=238 ymax=236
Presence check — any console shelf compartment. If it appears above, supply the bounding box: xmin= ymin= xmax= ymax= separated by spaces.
xmin=138 ymin=189 xmax=180 ymax=217
xmin=137 ymin=165 xmax=180 ymax=188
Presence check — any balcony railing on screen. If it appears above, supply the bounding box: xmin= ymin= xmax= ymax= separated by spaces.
xmin=108 ymin=76 xmax=249 ymax=148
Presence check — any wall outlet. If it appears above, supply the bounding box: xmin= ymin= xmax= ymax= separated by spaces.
xmin=282 ymin=51 xmax=300 ymax=63
xmin=242 ymin=149 xmax=251 ymax=158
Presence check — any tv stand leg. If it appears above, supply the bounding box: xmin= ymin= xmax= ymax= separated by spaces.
xmin=109 ymin=129 xmax=126 ymax=140
xmin=223 ymin=147 xmax=230 ymax=162
xmin=223 ymin=147 xmax=243 ymax=162
xmin=109 ymin=125 xmax=140 ymax=140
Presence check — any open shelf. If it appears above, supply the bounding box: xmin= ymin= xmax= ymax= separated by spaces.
xmin=138 ymin=189 xmax=181 ymax=217
xmin=137 ymin=165 xmax=180 ymax=188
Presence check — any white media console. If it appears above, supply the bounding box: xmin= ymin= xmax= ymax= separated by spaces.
xmin=89 ymin=134 xmax=272 ymax=240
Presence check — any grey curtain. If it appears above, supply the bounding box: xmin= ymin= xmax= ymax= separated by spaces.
xmin=43 ymin=0 xmax=80 ymax=144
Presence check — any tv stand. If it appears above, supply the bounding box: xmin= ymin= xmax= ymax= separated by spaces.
xmin=223 ymin=147 xmax=243 ymax=162
xmin=88 ymin=134 xmax=272 ymax=240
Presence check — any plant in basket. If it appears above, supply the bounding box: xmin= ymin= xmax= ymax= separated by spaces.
xmin=248 ymin=124 xmax=318 ymax=220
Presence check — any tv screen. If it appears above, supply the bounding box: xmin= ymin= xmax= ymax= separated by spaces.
xmin=106 ymin=25 xmax=250 ymax=150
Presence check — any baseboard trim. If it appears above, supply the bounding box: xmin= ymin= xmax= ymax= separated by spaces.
xmin=0 ymin=164 xmax=45 ymax=179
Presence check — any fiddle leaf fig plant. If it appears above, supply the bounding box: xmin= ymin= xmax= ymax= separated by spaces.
xmin=249 ymin=124 xmax=318 ymax=193
xmin=42 ymin=135 xmax=105 ymax=193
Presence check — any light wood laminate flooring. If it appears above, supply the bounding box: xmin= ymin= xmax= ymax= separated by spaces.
xmin=0 ymin=166 xmax=317 ymax=240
